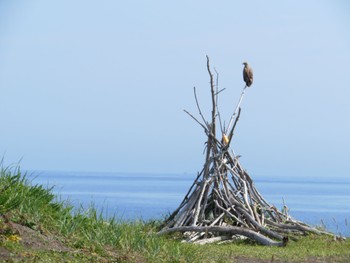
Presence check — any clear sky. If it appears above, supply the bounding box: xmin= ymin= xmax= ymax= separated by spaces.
xmin=1 ymin=1 xmax=349 ymax=177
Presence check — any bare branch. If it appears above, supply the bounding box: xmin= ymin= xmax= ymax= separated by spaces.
xmin=158 ymin=226 xmax=287 ymax=247
xmin=183 ymin=109 xmax=208 ymax=132
xmin=214 ymin=67 xmax=224 ymax=134
xmin=228 ymin=107 xmax=241 ymax=145
xmin=193 ymin=87 xmax=208 ymax=128
xmin=214 ymin=88 xmax=226 ymax=96
xmin=226 ymin=85 xmax=247 ymax=135
xmin=206 ymin=55 xmax=216 ymax=138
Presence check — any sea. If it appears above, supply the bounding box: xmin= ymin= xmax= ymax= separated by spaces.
xmin=29 ymin=171 xmax=350 ymax=237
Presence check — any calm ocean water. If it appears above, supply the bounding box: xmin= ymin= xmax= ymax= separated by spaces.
xmin=30 ymin=171 xmax=350 ymax=237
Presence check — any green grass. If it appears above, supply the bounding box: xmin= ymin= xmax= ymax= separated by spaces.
xmin=0 ymin=164 xmax=349 ymax=262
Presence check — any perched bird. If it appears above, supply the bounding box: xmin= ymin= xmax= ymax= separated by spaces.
xmin=242 ymin=62 xmax=253 ymax=87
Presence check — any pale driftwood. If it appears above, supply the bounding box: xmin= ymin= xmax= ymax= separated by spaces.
xmin=158 ymin=56 xmax=336 ymax=246
xmin=226 ymin=86 xmax=247 ymax=137
xmin=193 ymin=236 xmax=231 ymax=245
xmin=158 ymin=226 xmax=287 ymax=247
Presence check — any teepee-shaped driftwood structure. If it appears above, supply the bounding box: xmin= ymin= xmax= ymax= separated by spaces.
xmin=158 ymin=56 xmax=333 ymax=246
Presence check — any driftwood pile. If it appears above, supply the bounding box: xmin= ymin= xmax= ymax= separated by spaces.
xmin=158 ymin=56 xmax=333 ymax=246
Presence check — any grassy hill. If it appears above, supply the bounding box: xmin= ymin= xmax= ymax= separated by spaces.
xmin=0 ymin=165 xmax=349 ymax=262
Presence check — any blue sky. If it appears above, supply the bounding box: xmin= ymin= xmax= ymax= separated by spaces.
xmin=1 ymin=1 xmax=349 ymax=177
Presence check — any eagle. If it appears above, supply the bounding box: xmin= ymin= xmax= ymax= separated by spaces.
xmin=242 ymin=62 xmax=253 ymax=87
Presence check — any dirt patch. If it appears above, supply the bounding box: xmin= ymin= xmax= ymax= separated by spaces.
xmin=1 ymin=220 xmax=70 ymax=261
xmin=8 ymin=222 xmax=70 ymax=252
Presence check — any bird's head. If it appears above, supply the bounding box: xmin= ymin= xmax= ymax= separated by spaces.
xmin=242 ymin=62 xmax=248 ymax=66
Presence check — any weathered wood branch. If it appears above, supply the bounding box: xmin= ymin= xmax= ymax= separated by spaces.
xmin=183 ymin=109 xmax=208 ymax=133
xmin=206 ymin=55 xmax=216 ymax=139
xmin=193 ymin=87 xmax=208 ymax=129
xmin=158 ymin=226 xmax=288 ymax=247
xmin=228 ymin=107 xmax=241 ymax=145
xmin=226 ymin=86 xmax=247 ymax=135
